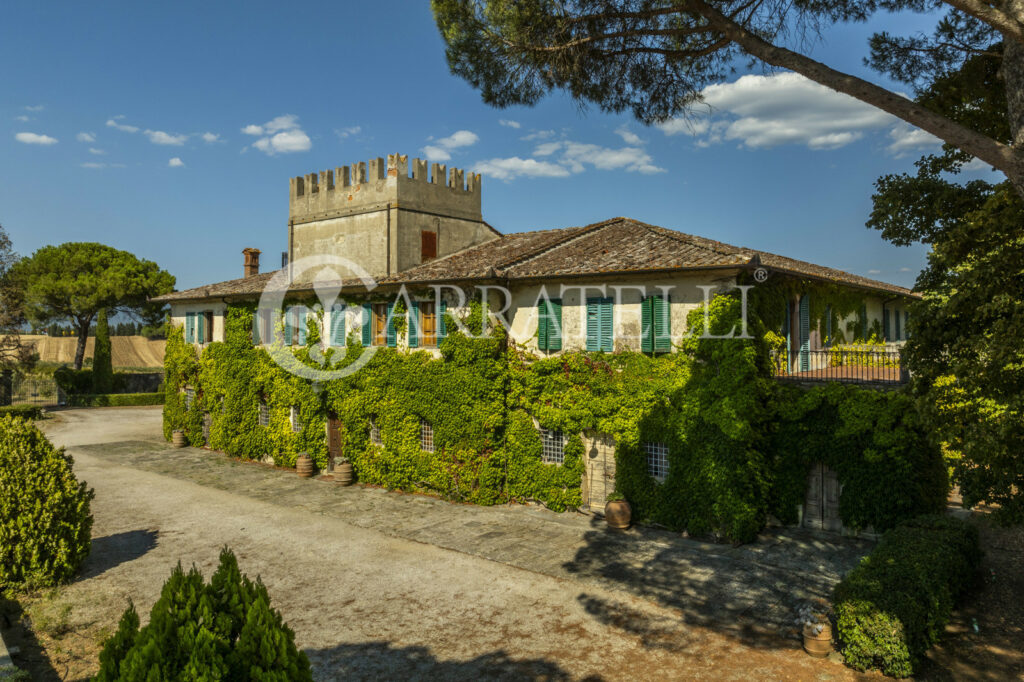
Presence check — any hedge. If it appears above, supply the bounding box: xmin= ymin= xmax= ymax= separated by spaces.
xmin=0 ymin=405 xmax=43 ymax=420
xmin=66 ymin=392 xmax=164 ymax=407
xmin=833 ymin=514 xmax=982 ymax=677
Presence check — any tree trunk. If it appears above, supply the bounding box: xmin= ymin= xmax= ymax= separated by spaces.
xmin=1002 ymin=2 xmax=1024 ymax=196
xmin=73 ymin=316 xmax=92 ymax=370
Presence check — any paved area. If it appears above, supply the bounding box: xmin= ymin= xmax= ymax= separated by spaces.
xmin=30 ymin=407 xmax=871 ymax=680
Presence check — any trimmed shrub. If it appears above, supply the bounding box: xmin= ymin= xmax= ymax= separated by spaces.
xmin=0 ymin=416 xmax=93 ymax=590
xmin=66 ymin=392 xmax=164 ymax=407
xmin=833 ymin=514 xmax=982 ymax=677
xmin=0 ymin=405 xmax=43 ymax=420
xmin=95 ymin=548 xmax=312 ymax=681
xmin=93 ymin=308 xmax=113 ymax=393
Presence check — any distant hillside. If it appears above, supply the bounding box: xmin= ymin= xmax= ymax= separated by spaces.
xmin=23 ymin=335 xmax=166 ymax=368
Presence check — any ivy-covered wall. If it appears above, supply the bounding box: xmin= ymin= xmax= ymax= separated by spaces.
xmin=163 ymin=291 xmax=945 ymax=543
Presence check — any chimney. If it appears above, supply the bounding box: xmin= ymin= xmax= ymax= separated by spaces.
xmin=243 ymin=248 xmax=261 ymax=278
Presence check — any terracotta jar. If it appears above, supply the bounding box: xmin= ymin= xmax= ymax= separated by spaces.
xmin=172 ymin=430 xmax=186 ymax=448
xmin=802 ymin=622 xmax=832 ymax=657
xmin=296 ymin=453 xmax=314 ymax=478
xmin=335 ymin=461 xmax=354 ymax=486
xmin=604 ymin=499 xmax=632 ymax=529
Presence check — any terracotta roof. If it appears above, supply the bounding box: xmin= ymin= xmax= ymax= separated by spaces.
xmin=151 ymin=217 xmax=916 ymax=302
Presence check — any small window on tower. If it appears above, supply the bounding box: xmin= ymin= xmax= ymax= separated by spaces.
xmin=421 ymin=230 xmax=437 ymax=262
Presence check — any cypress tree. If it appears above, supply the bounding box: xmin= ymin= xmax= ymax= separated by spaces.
xmin=92 ymin=308 xmax=113 ymax=393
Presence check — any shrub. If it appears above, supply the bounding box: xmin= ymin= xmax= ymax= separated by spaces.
xmin=95 ymin=548 xmax=312 ymax=681
xmin=93 ymin=308 xmax=113 ymax=393
xmin=0 ymin=405 xmax=43 ymax=420
xmin=833 ymin=514 xmax=982 ymax=677
xmin=66 ymin=392 xmax=164 ymax=407
xmin=0 ymin=416 xmax=93 ymax=589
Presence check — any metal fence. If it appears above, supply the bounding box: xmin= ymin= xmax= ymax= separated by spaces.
xmin=9 ymin=373 xmax=64 ymax=406
xmin=771 ymin=347 xmax=907 ymax=385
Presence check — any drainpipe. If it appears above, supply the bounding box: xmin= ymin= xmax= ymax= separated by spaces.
xmin=386 ymin=201 xmax=392 ymax=277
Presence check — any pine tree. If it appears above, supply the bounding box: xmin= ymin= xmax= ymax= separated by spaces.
xmin=94 ymin=603 xmax=140 ymax=681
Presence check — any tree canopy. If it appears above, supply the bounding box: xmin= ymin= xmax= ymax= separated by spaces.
xmin=432 ymin=0 xmax=1024 ymax=193
xmin=10 ymin=242 xmax=174 ymax=369
xmin=0 ymin=224 xmax=35 ymax=370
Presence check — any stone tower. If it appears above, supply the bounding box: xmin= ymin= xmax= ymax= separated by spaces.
xmin=287 ymin=154 xmax=497 ymax=280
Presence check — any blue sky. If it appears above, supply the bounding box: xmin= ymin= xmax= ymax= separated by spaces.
xmin=0 ymin=1 xmax=997 ymax=291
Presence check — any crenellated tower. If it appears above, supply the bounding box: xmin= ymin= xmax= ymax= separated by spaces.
xmin=287 ymin=154 xmax=496 ymax=279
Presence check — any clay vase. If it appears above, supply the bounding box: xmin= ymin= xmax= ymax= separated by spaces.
xmin=335 ymin=461 xmax=354 ymax=486
xmin=604 ymin=499 xmax=632 ymax=530
xmin=172 ymin=430 xmax=186 ymax=448
xmin=802 ymin=622 xmax=832 ymax=658
xmin=296 ymin=453 xmax=314 ymax=478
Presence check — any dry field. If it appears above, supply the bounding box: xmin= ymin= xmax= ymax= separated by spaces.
xmin=22 ymin=335 xmax=165 ymax=368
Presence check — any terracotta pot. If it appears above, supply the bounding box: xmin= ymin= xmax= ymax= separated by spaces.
xmin=335 ymin=461 xmax=354 ymax=486
xmin=296 ymin=453 xmax=314 ymax=478
xmin=172 ymin=430 xmax=186 ymax=448
xmin=604 ymin=499 xmax=632 ymax=529
xmin=802 ymin=622 xmax=832 ymax=658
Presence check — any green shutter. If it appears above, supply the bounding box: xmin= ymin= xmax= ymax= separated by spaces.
xmin=586 ymin=298 xmax=600 ymax=351
xmin=548 ymin=299 xmax=562 ymax=351
xmin=653 ymin=294 xmax=670 ymax=353
xmin=641 ymin=296 xmax=653 ymax=354
xmin=904 ymin=310 xmax=909 ymax=339
xmin=283 ymin=308 xmax=293 ymax=346
xmin=859 ymin=304 xmax=868 ymax=341
xmin=798 ymin=295 xmax=810 ymax=372
xmin=883 ymin=308 xmax=891 ymax=341
xmin=252 ymin=309 xmax=261 ymax=345
xmin=185 ymin=312 xmax=195 ymax=343
xmin=361 ymin=303 xmax=372 ymax=346
xmin=297 ymin=307 xmax=307 ymax=345
xmin=331 ymin=305 xmax=346 ymax=346
xmin=408 ymin=300 xmax=419 ymax=348
xmin=599 ymin=297 xmax=613 ymax=352
xmin=894 ymin=309 xmax=901 ymax=340
xmin=438 ymin=300 xmax=447 ymax=342
xmin=386 ymin=302 xmax=397 ymax=348
xmin=197 ymin=312 xmax=206 ymax=344
xmin=537 ymin=300 xmax=549 ymax=350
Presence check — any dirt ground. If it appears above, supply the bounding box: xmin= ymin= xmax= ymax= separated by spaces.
xmin=1 ymin=407 xmax=1018 ymax=680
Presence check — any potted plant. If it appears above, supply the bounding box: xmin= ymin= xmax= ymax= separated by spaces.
xmin=334 ymin=456 xmax=354 ymax=486
xmin=604 ymin=492 xmax=631 ymax=530
xmin=295 ymin=452 xmax=314 ymax=478
xmin=797 ymin=602 xmax=832 ymax=657
xmin=171 ymin=429 xmax=186 ymax=448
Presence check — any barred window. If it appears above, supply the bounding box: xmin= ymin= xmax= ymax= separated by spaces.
xmin=369 ymin=417 xmax=382 ymax=445
xmin=540 ymin=428 xmax=565 ymax=465
xmin=184 ymin=387 xmax=195 ymax=409
xmin=644 ymin=442 xmax=669 ymax=482
xmin=258 ymin=400 xmax=269 ymax=427
xmin=420 ymin=419 xmax=434 ymax=453
xmin=290 ymin=406 xmax=302 ymax=433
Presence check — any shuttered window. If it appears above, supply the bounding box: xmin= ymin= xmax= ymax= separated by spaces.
xmin=798 ymin=295 xmax=810 ymax=372
xmin=537 ymin=298 xmax=562 ymax=351
xmin=641 ymin=294 xmax=670 ymax=354
xmin=859 ymin=304 xmax=868 ymax=341
xmin=894 ymin=309 xmax=902 ymax=340
xmin=421 ymin=231 xmax=437 ymax=261
xmin=437 ymin=299 xmax=447 ymax=344
xmin=904 ymin=310 xmax=910 ymax=339
xmin=416 ymin=301 xmax=437 ymax=348
xmin=586 ymin=297 xmax=613 ymax=352
xmin=883 ymin=309 xmax=891 ymax=341
xmin=371 ymin=303 xmax=387 ymax=346
xmin=330 ymin=305 xmax=346 ymax=347
xmin=385 ymin=302 xmax=398 ymax=348
xmin=185 ymin=312 xmax=196 ymax=343
xmin=196 ymin=312 xmax=206 ymax=344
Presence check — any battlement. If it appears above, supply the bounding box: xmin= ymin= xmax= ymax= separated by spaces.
xmin=289 ymin=154 xmax=481 ymax=200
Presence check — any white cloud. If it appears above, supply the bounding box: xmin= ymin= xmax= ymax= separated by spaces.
xmin=886 ymin=124 xmax=941 ymax=156
xmin=867 ymin=269 xmax=882 ymax=275
xmin=106 ymin=116 xmax=140 ymax=133
xmin=77 ymin=132 xmax=96 ymax=143
xmin=899 ymin=267 xmax=912 ymax=272
xmin=14 ymin=115 xmax=30 ymax=122
xmin=89 ymin=147 xmax=105 ymax=155
xmin=201 ymin=132 xmax=220 ymax=143
xmin=659 ymin=72 xmax=908 ymax=151
xmin=561 ymin=142 xmax=665 ymax=174
xmin=422 ymin=130 xmax=479 ymax=161
xmin=81 ymin=162 xmax=106 ymax=169
xmin=243 ymin=115 xmax=311 ymax=155
xmin=499 ymin=119 xmax=521 ymax=129
xmin=144 ymin=130 xmax=188 ymax=145
xmin=472 ymin=157 xmax=571 ymax=181
xmin=962 ymin=157 xmax=992 ymax=172
xmin=24 ymin=105 xmax=44 ymax=112
xmin=335 ymin=126 xmax=361 ymax=140
xmin=615 ymin=125 xmax=643 ymax=145
xmin=168 ymin=157 xmax=185 ymax=168
xmin=521 ymin=129 xmax=555 ymax=141
xmin=15 ymin=132 xmax=58 ymax=145
xmin=533 ymin=141 xmax=562 ymax=156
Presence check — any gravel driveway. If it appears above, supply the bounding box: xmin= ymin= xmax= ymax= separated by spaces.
xmin=31 ymin=407 xmax=868 ymax=681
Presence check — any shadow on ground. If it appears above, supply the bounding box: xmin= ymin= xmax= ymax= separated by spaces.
xmin=80 ymin=529 xmax=159 ymax=579
xmin=0 ymin=593 xmax=62 ymax=682
xmin=305 ymin=642 xmax=603 ymax=681
xmin=563 ymin=516 xmax=870 ymax=650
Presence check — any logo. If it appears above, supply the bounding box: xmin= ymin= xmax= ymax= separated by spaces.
xmin=753 ymin=267 xmax=769 ymax=283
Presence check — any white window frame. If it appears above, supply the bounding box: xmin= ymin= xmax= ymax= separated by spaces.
xmin=540 ymin=428 xmax=565 ymax=465
xmin=420 ymin=419 xmax=434 ymax=453
xmin=644 ymin=441 xmax=669 ymax=482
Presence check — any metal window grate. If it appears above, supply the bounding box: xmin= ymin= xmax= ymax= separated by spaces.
xmin=184 ymin=387 xmax=195 ymax=409
xmin=258 ymin=401 xmax=269 ymax=427
xmin=369 ymin=418 xmax=382 ymax=445
xmin=540 ymin=428 xmax=565 ymax=465
xmin=290 ymin=406 xmax=302 ymax=433
xmin=644 ymin=441 xmax=669 ymax=481
xmin=420 ymin=419 xmax=434 ymax=452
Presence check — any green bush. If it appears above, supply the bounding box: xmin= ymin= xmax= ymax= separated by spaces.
xmin=93 ymin=308 xmax=113 ymax=393
xmin=95 ymin=548 xmax=312 ymax=681
xmin=0 ymin=416 xmax=93 ymax=590
xmin=833 ymin=514 xmax=982 ymax=677
xmin=0 ymin=405 xmax=43 ymax=420
xmin=66 ymin=392 xmax=164 ymax=407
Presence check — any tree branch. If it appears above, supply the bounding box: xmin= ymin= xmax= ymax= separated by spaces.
xmin=943 ymin=0 xmax=1024 ymax=45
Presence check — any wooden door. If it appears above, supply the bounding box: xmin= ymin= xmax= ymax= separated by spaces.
xmin=327 ymin=414 xmax=343 ymax=467
xmin=372 ymin=303 xmax=387 ymax=346
xmin=804 ymin=462 xmax=823 ymax=529
xmin=419 ymin=302 xmax=436 ymax=347
xmin=804 ymin=462 xmax=842 ymax=531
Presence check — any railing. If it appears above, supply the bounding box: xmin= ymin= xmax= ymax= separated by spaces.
xmin=771 ymin=347 xmax=907 ymax=385
xmin=9 ymin=374 xmax=64 ymax=406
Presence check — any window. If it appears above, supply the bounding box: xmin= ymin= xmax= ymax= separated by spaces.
xmin=184 ymin=387 xmax=195 ymax=409
xmin=258 ymin=400 xmax=269 ymax=427
xmin=185 ymin=312 xmax=196 ymax=343
xmin=252 ymin=309 xmax=274 ymax=345
xmin=329 ymin=304 xmax=346 ymax=347
xmin=203 ymin=311 xmax=214 ymax=343
xmin=372 ymin=303 xmax=387 ymax=346
xmin=369 ymin=417 xmax=382 ymax=445
xmin=290 ymin=406 xmax=302 ymax=433
xmin=540 ymin=428 xmax=565 ymax=465
xmin=421 ymin=230 xmax=437 ymax=261
xmin=418 ymin=301 xmax=436 ymax=348
xmin=537 ymin=298 xmax=562 ymax=351
xmin=284 ymin=306 xmax=307 ymax=346
xmin=644 ymin=442 xmax=669 ymax=482
xmin=586 ymin=297 xmax=614 ymax=352
xmin=641 ymin=294 xmax=671 ymax=354
xmin=420 ymin=419 xmax=434 ymax=452
xmin=894 ymin=309 xmax=902 ymax=340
